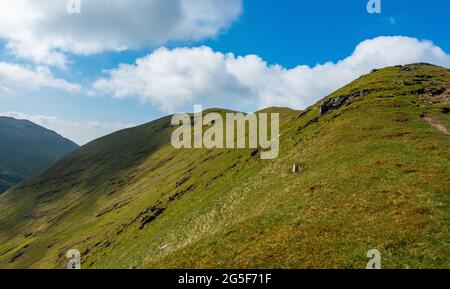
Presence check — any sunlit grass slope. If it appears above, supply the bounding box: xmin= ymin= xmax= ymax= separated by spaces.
xmin=0 ymin=64 xmax=449 ymax=268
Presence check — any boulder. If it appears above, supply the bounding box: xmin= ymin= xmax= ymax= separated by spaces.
xmin=320 ymin=96 xmax=351 ymax=116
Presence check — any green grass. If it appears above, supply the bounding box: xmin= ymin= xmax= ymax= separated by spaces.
xmin=0 ymin=63 xmax=449 ymax=269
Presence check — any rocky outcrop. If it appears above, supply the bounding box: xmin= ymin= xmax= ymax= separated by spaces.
xmin=320 ymin=96 xmax=352 ymax=116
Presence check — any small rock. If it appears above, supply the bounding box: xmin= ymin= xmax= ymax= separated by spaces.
xmin=359 ymin=89 xmax=371 ymax=97
xmin=430 ymin=87 xmax=445 ymax=96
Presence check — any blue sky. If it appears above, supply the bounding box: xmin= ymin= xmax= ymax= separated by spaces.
xmin=203 ymin=0 xmax=450 ymax=66
xmin=0 ymin=0 xmax=449 ymax=144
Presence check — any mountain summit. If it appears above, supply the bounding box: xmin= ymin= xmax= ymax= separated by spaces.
xmin=0 ymin=117 xmax=78 ymax=193
xmin=0 ymin=64 xmax=448 ymax=268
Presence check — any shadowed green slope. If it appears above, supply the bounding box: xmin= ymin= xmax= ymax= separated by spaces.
xmin=0 ymin=117 xmax=78 ymax=194
xmin=0 ymin=64 xmax=449 ymax=269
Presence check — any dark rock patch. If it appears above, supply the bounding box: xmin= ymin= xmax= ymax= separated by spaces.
xmin=176 ymin=177 xmax=190 ymax=188
xmin=358 ymin=89 xmax=371 ymax=97
xmin=9 ymin=251 xmax=23 ymax=263
xmin=103 ymin=240 xmax=111 ymax=248
xmin=228 ymin=163 xmax=238 ymax=170
xmin=298 ymin=108 xmax=311 ymax=119
xmin=139 ymin=205 xmax=166 ymax=230
xmin=0 ymin=246 xmax=15 ymax=258
xmin=297 ymin=117 xmax=319 ymax=131
xmin=202 ymin=152 xmax=223 ymax=162
xmin=96 ymin=200 xmax=130 ymax=217
xmin=250 ymin=149 xmax=259 ymax=157
xmin=429 ymin=87 xmax=446 ymax=96
xmin=414 ymin=88 xmax=426 ymax=95
xmin=169 ymin=185 xmax=196 ymax=202
xmin=415 ymin=74 xmax=432 ymax=79
xmin=205 ymin=173 xmax=224 ymax=188
xmin=8 ymin=245 xmax=29 ymax=263
xmin=320 ymin=96 xmax=352 ymax=116
xmin=400 ymin=66 xmax=413 ymax=72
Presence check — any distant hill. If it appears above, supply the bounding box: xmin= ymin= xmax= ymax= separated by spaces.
xmin=0 ymin=64 xmax=448 ymax=269
xmin=0 ymin=117 xmax=78 ymax=193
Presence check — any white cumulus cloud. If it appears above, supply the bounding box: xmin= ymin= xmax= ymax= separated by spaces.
xmin=93 ymin=46 xmax=253 ymax=112
xmin=92 ymin=36 xmax=450 ymax=113
xmin=0 ymin=62 xmax=81 ymax=96
xmin=0 ymin=0 xmax=243 ymax=67
xmin=0 ymin=112 xmax=136 ymax=145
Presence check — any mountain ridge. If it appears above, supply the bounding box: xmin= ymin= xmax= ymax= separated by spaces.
xmin=0 ymin=63 xmax=449 ymax=268
xmin=0 ymin=116 xmax=78 ymax=194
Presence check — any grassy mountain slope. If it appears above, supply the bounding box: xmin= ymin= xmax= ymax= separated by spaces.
xmin=0 ymin=117 xmax=78 ymax=193
xmin=0 ymin=64 xmax=449 ymax=268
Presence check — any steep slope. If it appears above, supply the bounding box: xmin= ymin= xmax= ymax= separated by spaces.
xmin=0 ymin=64 xmax=449 ymax=269
xmin=0 ymin=117 xmax=78 ymax=193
